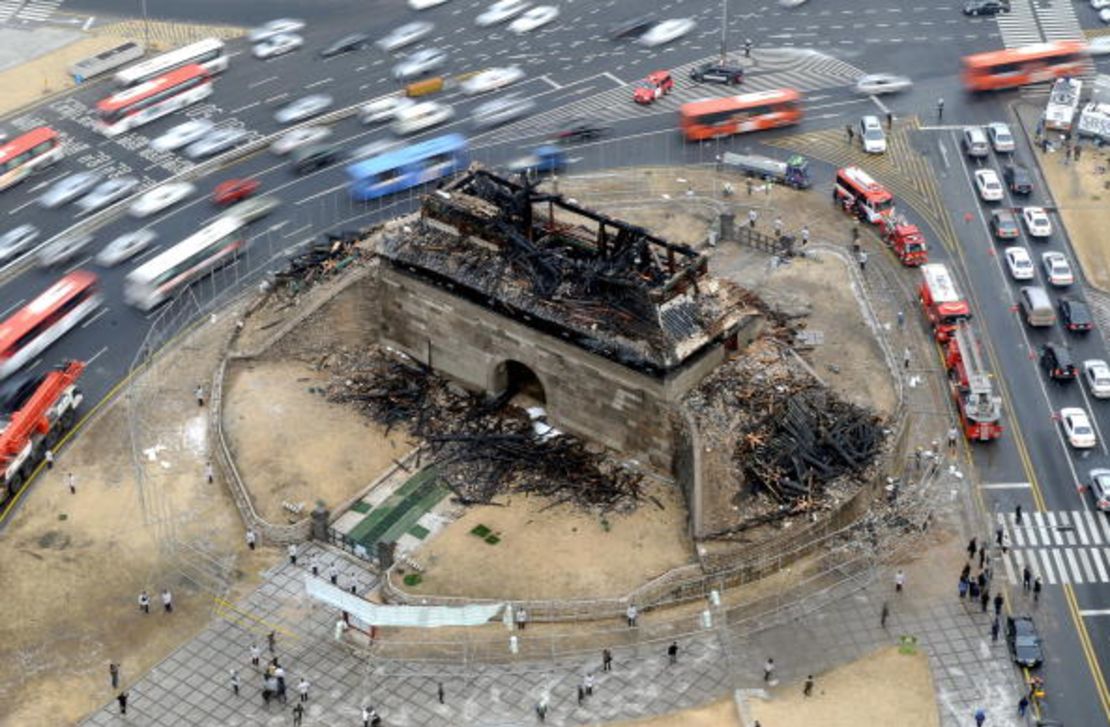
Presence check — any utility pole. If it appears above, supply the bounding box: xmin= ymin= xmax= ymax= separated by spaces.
xmin=720 ymin=0 xmax=728 ymax=62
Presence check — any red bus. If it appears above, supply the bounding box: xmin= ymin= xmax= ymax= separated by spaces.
xmin=96 ymin=64 xmax=213 ymax=138
xmin=0 ymin=127 xmax=63 ymax=192
xmin=962 ymin=41 xmax=1088 ymax=92
xmin=0 ymin=271 xmax=101 ymax=380
xmin=679 ymin=88 xmax=802 ymax=141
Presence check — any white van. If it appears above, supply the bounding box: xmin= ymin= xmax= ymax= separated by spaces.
xmin=1019 ymin=285 xmax=1056 ymax=327
xmin=391 ymin=101 xmax=454 ymax=136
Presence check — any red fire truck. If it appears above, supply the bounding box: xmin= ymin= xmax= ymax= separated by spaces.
xmin=880 ymin=216 xmax=928 ymax=267
xmin=944 ymin=323 xmax=1002 ymax=442
xmin=919 ymin=263 xmax=971 ymax=343
xmin=834 ymin=166 xmax=895 ymax=224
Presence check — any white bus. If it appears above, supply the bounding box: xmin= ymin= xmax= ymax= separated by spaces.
xmin=124 ymin=216 xmax=249 ymax=311
xmin=96 ymin=64 xmax=213 ymax=137
xmin=113 ymin=38 xmax=227 ymax=87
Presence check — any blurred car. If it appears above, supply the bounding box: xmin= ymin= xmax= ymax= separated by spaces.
xmin=471 ymin=94 xmax=536 ymax=128
xmin=37 ymin=233 xmax=93 ymax=267
xmin=1089 ymin=467 xmax=1110 ymax=511
xmin=507 ymin=145 xmax=565 ymax=175
xmin=633 ymin=70 xmax=674 ymax=104
xmin=271 ymin=126 xmax=332 ymax=155
xmin=689 ymin=62 xmax=744 ymax=85
xmin=477 ymin=0 xmax=530 ymax=26
xmin=359 ymin=96 xmax=414 ymax=123
xmin=1059 ymin=297 xmax=1093 ymax=332
xmin=974 ymin=169 xmax=1003 ymax=201
xmin=151 ymin=119 xmax=213 ymax=152
xmin=987 ymin=122 xmax=1015 ymax=153
xmin=1005 ymin=616 xmax=1043 ymax=667
xmin=212 ymin=178 xmax=259 ymax=206
xmin=351 ymin=139 xmax=398 ymax=161
xmin=854 ymin=73 xmax=912 ymax=95
xmin=1061 ymin=406 xmax=1096 ymax=448
xmin=1085 ymin=360 xmax=1110 ymax=398
xmin=1102 ymin=8 xmax=1110 ymax=24
xmin=96 ymin=229 xmax=156 ymax=267
xmin=991 ymin=210 xmax=1020 ymax=239
xmin=185 ymin=128 xmax=247 ymax=159
xmin=859 ymin=115 xmax=886 ymax=154
xmin=1088 ymin=35 xmax=1110 ymax=56
xmin=253 ymin=33 xmax=303 ymax=59
xmin=461 ymin=65 xmax=525 ymax=95
xmin=0 ymin=224 xmax=39 ymax=263
xmin=555 ymin=118 xmax=608 ymax=142
xmin=75 ymin=176 xmax=139 ymax=215
xmin=291 ymin=143 xmax=344 ymax=175
xmin=409 ymin=0 xmax=450 ymax=8
xmin=1041 ymin=342 xmax=1076 ymax=380
xmin=129 ymin=181 xmax=195 ymax=217
xmin=274 ymin=94 xmax=334 ymax=124
xmin=964 ymin=0 xmax=1010 ymax=15
xmin=377 ymin=21 xmax=434 ymax=52
xmin=509 ymin=5 xmax=559 ymax=33
xmin=1023 ymin=207 xmax=1052 ymax=237
xmin=1004 ymin=163 xmax=1033 ymax=194
xmin=391 ymin=48 xmax=447 ymax=80
xmin=607 ymin=14 xmax=657 ymax=40
xmin=1003 ymin=246 xmax=1034 ymax=280
xmin=391 ymin=100 xmax=454 ymax=135
xmin=1042 ymin=251 xmax=1074 ymax=286
xmin=224 ymin=195 xmax=281 ymax=224
xmin=249 ymin=18 xmax=305 ymax=43
xmin=38 ymin=171 xmax=102 ymax=208
xmin=319 ymin=33 xmax=369 ymax=58
xmin=638 ymin=18 xmax=695 ymax=46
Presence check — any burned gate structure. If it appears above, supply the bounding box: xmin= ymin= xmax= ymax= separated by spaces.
xmin=376 ymin=168 xmax=760 ymax=481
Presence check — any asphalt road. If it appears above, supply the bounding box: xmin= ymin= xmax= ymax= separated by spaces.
xmin=0 ymin=0 xmax=1108 ymax=723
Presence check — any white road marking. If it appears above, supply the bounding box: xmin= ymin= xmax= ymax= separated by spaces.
xmin=248 ymin=76 xmax=279 ymax=89
xmin=230 ymin=101 xmax=261 ymax=114
xmin=86 ymin=345 xmax=108 ymax=366
xmin=0 ymin=298 xmax=25 ymax=318
xmin=81 ymin=306 xmax=109 ymax=328
xmin=980 ymin=482 xmax=1031 ymax=489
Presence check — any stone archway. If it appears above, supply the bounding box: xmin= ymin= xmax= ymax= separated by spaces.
xmin=492 ymin=360 xmax=547 ymax=406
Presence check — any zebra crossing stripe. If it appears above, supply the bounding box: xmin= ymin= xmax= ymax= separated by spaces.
xmin=1002 ymin=549 xmax=1017 ymax=584
xmin=1051 ymin=549 xmax=1068 ymax=584
xmin=1066 ymin=549 xmax=1084 ymax=584
xmin=1078 ymin=548 xmax=1096 ymax=583
xmin=1072 ymin=510 xmax=1090 ymax=545
xmin=1093 ymin=549 xmax=1109 ymax=582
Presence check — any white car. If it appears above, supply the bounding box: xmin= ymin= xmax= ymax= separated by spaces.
xmin=409 ymin=0 xmax=450 ymax=8
xmin=638 ymin=18 xmax=696 ymax=46
xmin=359 ymin=96 xmax=414 ymax=124
xmin=377 ymin=21 xmax=434 ymax=52
xmin=38 ymin=171 xmax=102 ymax=208
xmin=391 ymin=101 xmax=454 ymax=136
xmin=249 ymin=18 xmax=305 ymax=43
xmin=974 ymin=169 xmax=1004 ymax=201
xmin=1090 ymin=468 xmax=1110 ymax=511
xmin=185 ymin=128 xmax=247 ymax=159
xmin=0 ymin=224 xmax=39 ymax=263
xmin=271 ymin=126 xmax=332 ymax=155
xmin=461 ymin=65 xmax=525 ymax=95
xmin=1088 ymin=35 xmax=1110 ymax=56
xmin=391 ymin=48 xmax=447 ymax=80
xmin=275 ymin=94 xmax=334 ymax=124
xmin=96 ymin=229 xmax=156 ymax=267
xmin=253 ymin=33 xmax=303 ymax=59
xmin=477 ymin=0 xmax=530 ymax=26
xmin=1022 ymin=207 xmax=1052 ymax=237
xmin=129 ymin=182 xmax=194 ymax=218
xmin=37 ymin=233 xmax=93 ymax=267
xmin=151 ymin=119 xmax=213 ymax=153
xmin=859 ymin=115 xmax=886 ymax=154
xmin=75 ymin=176 xmax=139 ymax=215
xmin=351 ymin=139 xmax=398 ymax=161
xmin=1003 ymin=246 xmax=1034 ymax=280
xmin=1096 ymin=0 xmax=1110 ymax=9
xmin=1084 ymin=360 xmax=1110 ymax=398
xmin=854 ymin=73 xmax=913 ymax=96
xmin=1042 ymin=251 xmax=1074 ymax=286
xmin=1061 ymin=407 xmax=1096 ymax=449
xmin=1102 ymin=7 xmax=1110 ymax=22
xmin=987 ymin=122 xmax=1015 ymax=153
xmin=509 ymin=5 xmax=559 ymax=33
xmin=471 ymin=94 xmax=536 ymax=128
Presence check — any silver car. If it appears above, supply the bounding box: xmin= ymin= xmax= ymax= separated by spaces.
xmin=249 ymin=18 xmax=306 ymax=43
xmin=37 ymin=233 xmax=94 ymax=267
xmin=39 ymin=171 xmax=103 ymax=209
xmin=253 ymin=33 xmax=303 ymax=59
xmin=96 ymin=229 xmax=157 ymax=267
xmin=75 ymin=176 xmax=139 ymax=215
xmin=274 ymin=94 xmax=334 ymax=124
xmin=0 ymin=224 xmax=39 ymax=263
xmin=377 ymin=21 xmax=434 ymax=52
xmin=391 ymin=48 xmax=446 ymax=80
xmin=185 ymin=128 xmax=248 ymax=159
xmin=223 ymin=195 xmax=282 ymax=224
xmin=471 ymin=94 xmax=535 ymax=128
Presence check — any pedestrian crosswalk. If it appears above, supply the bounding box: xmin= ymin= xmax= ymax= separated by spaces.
xmin=996 ymin=0 xmax=1042 ymax=48
xmin=997 ymin=510 xmax=1110 ymax=585
xmin=996 ymin=0 xmax=1085 ymax=48
xmin=1033 ymin=0 xmax=1084 ymax=43
xmin=0 ymin=0 xmax=66 ymax=22
xmin=0 ymin=0 xmax=23 ymax=22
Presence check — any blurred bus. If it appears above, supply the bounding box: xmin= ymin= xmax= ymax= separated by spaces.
xmin=962 ymin=41 xmax=1087 ymax=92
xmin=113 ymin=38 xmax=227 ymax=87
xmin=0 ymin=271 xmax=100 ymax=380
xmin=346 ymin=133 xmax=468 ymax=202
xmin=679 ymin=89 xmax=802 ymax=141
xmin=96 ymin=64 xmax=213 ymax=137
xmin=0 ymin=127 xmax=63 ymax=192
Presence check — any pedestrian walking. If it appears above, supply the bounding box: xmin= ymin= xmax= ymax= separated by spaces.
xmin=995 ymin=527 xmax=1004 ymax=548
xmin=584 ymin=672 xmax=595 ymax=696
xmin=958 ymin=576 xmax=969 ymax=599
xmin=846 ymin=123 xmax=854 ymax=143
xmin=980 ymin=588 xmax=990 ymax=613
xmin=245 ymin=529 xmax=257 ymax=551
xmin=195 ymin=385 xmax=205 ymax=407
xmin=881 ymin=600 xmax=889 ymax=628
xmin=250 ymin=643 xmax=261 ymax=668
xmin=961 ymin=563 xmax=971 ymax=580
xmin=438 ymin=681 xmax=445 ymax=704
xmin=310 ymin=555 xmax=319 ymax=577
xmin=763 ymin=657 xmax=775 ymax=682
xmin=44 ymin=449 xmax=54 ymax=469
xmin=161 ymin=589 xmax=173 ymax=613
xmin=969 ymin=580 xmax=980 ymax=599
xmin=895 ymin=569 xmax=905 ymax=592
xmin=117 ymin=691 xmax=128 ymax=715
xmin=994 ymin=593 xmax=1004 ymax=616
xmin=536 ymin=698 xmax=548 ymax=722
xmin=803 ymin=675 xmax=814 ymax=697
xmin=1022 ymin=565 xmax=1032 ymax=591
xmin=773 ymin=217 xmax=783 ymax=237
xmin=967 ymin=537 xmax=978 ymax=559
xmin=292 ymin=702 xmax=304 ymax=726
xmin=991 ymin=617 xmax=1000 ymax=642
xmin=667 ymin=641 xmax=679 ymax=665
xmin=138 ymin=590 xmax=150 ymax=614
xmin=267 ymin=630 xmax=276 ymax=654
xmin=999 ymin=530 xmax=1008 ymax=555
xmin=288 ymin=543 xmax=297 ymax=565
xmin=109 ymin=662 xmax=120 ymax=689
xmin=1015 ymin=504 xmax=1023 ymax=525
xmin=896 ymin=310 xmax=905 ymax=329
xmin=886 ymin=111 xmax=893 ymax=129
xmin=362 ymin=706 xmax=371 ymax=727
xmin=748 ymin=208 xmax=758 ymax=229
xmin=1075 ymin=143 xmax=1082 ymax=162
xmin=979 ymin=545 xmax=987 ymax=569
xmin=743 ymin=38 xmax=752 ymax=57
xmin=274 ymin=665 xmax=287 ymax=704
xmin=948 ymin=427 xmax=959 ymax=452
xmin=974 ymin=707 xmax=986 ymax=726
xmin=329 ymin=563 xmax=339 ymax=586
xmin=746 ymin=177 xmax=753 ymax=196
xmin=297 ymin=677 xmax=309 ymax=702
xmin=602 ymin=648 xmax=613 ymax=672
xmin=66 ymin=472 xmax=76 ymax=494
xmin=936 ymin=98 xmax=944 ymax=121
xmin=516 ymin=607 xmax=528 ymax=630
xmin=858 ymin=250 xmax=868 ymax=272
xmin=626 ymin=603 xmax=638 ymax=627
xmin=577 ymin=684 xmax=585 ymax=706
xmin=204 ymin=461 xmax=214 ymax=484
xmin=801 ymin=225 xmax=810 ymax=248
xmin=1017 ymin=695 xmax=1029 ymax=716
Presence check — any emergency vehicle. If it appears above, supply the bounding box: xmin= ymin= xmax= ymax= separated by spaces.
xmin=632 ymin=70 xmax=674 ymax=105
xmin=919 ymin=263 xmax=971 ymax=343
xmin=880 ymin=216 xmax=928 ymax=267
xmin=834 ymin=166 xmax=895 ymax=224
xmin=944 ymin=323 xmax=1003 ymax=442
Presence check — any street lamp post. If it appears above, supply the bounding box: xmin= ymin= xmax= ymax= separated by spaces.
xmin=720 ymin=0 xmax=728 ymax=62
xmin=141 ymin=0 xmax=150 ymax=50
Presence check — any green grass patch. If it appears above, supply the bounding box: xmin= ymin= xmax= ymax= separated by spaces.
xmin=484 ymin=534 xmax=501 ymax=545
xmin=403 ymin=573 xmax=423 ymax=587
xmin=470 ymin=524 xmax=491 ymax=538
xmin=351 ymin=500 xmax=372 ymax=514
xmin=408 ymin=524 xmax=430 ymax=540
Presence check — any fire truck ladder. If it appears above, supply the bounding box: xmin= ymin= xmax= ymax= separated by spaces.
xmin=952 ymin=324 xmax=1001 ymax=425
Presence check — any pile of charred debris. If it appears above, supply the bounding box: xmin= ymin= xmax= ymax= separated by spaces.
xmin=272 ymin=228 xmax=374 ymax=297
xmin=324 ymin=348 xmax=644 ymax=513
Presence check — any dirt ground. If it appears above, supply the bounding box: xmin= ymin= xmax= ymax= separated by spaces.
xmin=610 ymin=696 xmax=741 ymax=727
xmin=749 ymin=646 xmax=939 ymax=727
xmin=1037 ymin=143 xmax=1110 ymax=291
xmin=413 ymin=482 xmax=693 ymax=600
xmin=222 ymin=359 xmax=410 ymax=522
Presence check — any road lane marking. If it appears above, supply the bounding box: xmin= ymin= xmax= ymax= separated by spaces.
xmin=63 ymin=255 xmax=92 ymax=275
xmin=538 ymin=75 xmax=562 ymax=90
xmin=86 ymin=345 xmax=108 ymax=366
xmin=306 ymin=77 xmax=334 ymax=89
xmin=265 ymin=93 xmax=290 ymax=104
xmin=81 ymin=306 xmax=109 ymax=329
xmin=248 ymin=76 xmax=279 ymax=89
xmin=980 ymin=482 xmax=1031 ymax=489
xmin=602 ymin=71 xmax=624 ymax=85
xmin=230 ymin=101 xmax=261 ymax=114
xmin=1080 ymin=609 xmax=1110 ymax=616
xmin=281 ymin=223 xmax=312 ymax=239
xmin=0 ymin=298 xmax=25 ymax=318
xmin=8 ymin=198 xmax=39 ymax=215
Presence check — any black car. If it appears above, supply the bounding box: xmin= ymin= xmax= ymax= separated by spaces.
xmin=292 ymin=143 xmax=344 ymax=175
xmin=1006 ymin=615 xmax=1043 ymax=667
xmin=1041 ymin=342 xmax=1077 ymax=380
xmin=964 ymin=0 xmax=1009 ymax=15
xmin=690 ymin=63 xmax=744 ymax=85
xmin=989 ymin=210 xmax=1020 ymax=240
xmin=1059 ymin=297 xmax=1094 ymax=333
xmin=607 ymin=14 xmax=657 ymax=40
xmin=1003 ymin=164 xmax=1033 ymax=195
xmin=555 ymin=119 xmax=609 ymax=143
xmin=320 ymin=34 xmax=369 ymax=58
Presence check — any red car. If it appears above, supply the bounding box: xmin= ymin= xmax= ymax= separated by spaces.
xmin=212 ymin=178 xmax=259 ymax=206
xmin=632 ymin=70 xmax=674 ymax=105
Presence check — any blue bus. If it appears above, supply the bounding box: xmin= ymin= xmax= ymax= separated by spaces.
xmin=346 ymin=133 xmax=468 ymax=202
